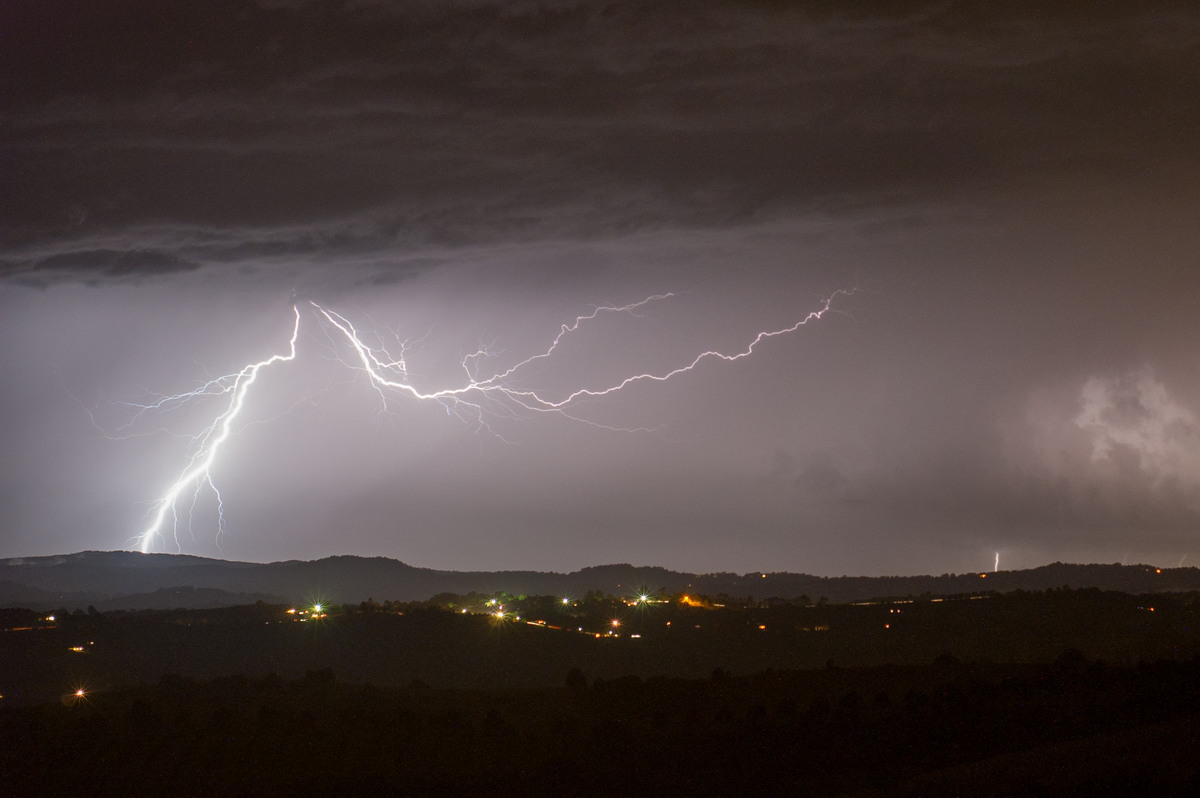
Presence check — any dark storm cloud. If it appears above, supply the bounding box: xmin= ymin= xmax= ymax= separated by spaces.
xmin=3 ymin=1 xmax=1197 ymax=281
xmin=2 ymin=249 xmax=200 ymax=286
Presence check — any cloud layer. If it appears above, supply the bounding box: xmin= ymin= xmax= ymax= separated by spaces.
xmin=2 ymin=1 xmax=1198 ymax=575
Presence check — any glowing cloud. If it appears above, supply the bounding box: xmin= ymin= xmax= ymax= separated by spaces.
xmin=1075 ymin=368 xmax=1200 ymax=483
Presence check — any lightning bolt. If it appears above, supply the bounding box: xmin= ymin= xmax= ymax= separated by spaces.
xmin=134 ymin=306 xmax=301 ymax=553
xmin=131 ymin=290 xmax=852 ymax=553
xmin=310 ymin=294 xmax=681 ymax=433
xmin=313 ymin=288 xmax=852 ymax=418
xmin=522 ymin=288 xmax=853 ymax=408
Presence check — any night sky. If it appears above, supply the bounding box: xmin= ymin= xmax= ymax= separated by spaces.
xmin=3 ymin=1 xmax=1199 ymax=576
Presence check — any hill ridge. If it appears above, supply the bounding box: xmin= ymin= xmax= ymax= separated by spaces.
xmin=2 ymin=551 xmax=1197 ymax=609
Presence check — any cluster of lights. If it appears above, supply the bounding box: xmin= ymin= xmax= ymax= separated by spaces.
xmin=475 ymin=595 xmax=647 ymax=638
xmin=286 ymin=603 xmax=327 ymax=621
xmin=484 ymin=599 xmax=520 ymax=621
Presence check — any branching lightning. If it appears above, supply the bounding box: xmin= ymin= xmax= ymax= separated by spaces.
xmin=130 ymin=290 xmax=852 ymax=553
xmin=314 ymin=288 xmax=850 ymax=417
xmin=135 ymin=306 xmax=301 ymax=553
xmin=310 ymin=294 xmax=681 ymax=432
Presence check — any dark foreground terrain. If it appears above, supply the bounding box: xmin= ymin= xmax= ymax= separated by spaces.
xmin=3 ymin=588 xmax=1200 ymax=796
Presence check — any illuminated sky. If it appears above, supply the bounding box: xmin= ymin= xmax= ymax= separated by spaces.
xmin=2 ymin=1 xmax=1199 ymax=576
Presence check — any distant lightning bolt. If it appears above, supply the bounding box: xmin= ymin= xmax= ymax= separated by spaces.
xmin=134 ymin=306 xmax=301 ymax=553
xmin=131 ymin=290 xmax=851 ymax=553
xmin=529 ymin=288 xmax=853 ymax=408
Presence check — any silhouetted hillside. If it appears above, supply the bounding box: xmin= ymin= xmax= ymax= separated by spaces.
xmin=2 ymin=551 xmax=1197 ymax=609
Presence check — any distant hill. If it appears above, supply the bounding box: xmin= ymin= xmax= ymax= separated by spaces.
xmin=0 ymin=573 xmax=287 ymax=611
xmin=2 ymin=551 xmax=1199 ymax=610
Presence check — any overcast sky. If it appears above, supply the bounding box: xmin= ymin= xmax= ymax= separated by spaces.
xmin=3 ymin=1 xmax=1199 ymax=576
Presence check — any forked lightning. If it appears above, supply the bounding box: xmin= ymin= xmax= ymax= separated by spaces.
xmin=134 ymin=292 xmax=850 ymax=553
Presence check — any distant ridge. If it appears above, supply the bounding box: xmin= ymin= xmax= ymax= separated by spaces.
xmin=1 ymin=551 xmax=1197 ymax=610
